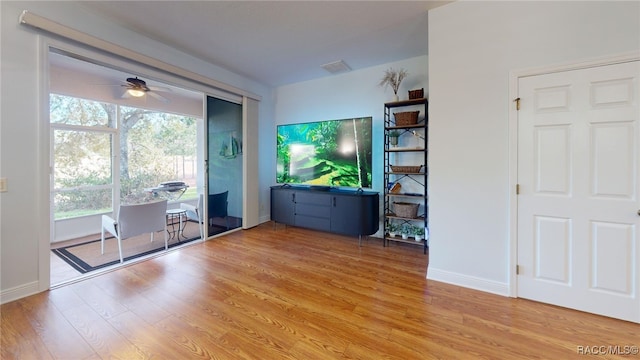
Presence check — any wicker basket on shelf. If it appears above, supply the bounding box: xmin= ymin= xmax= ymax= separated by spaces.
xmin=390 ymin=165 xmax=423 ymax=173
xmin=394 ymin=111 xmax=419 ymax=126
xmin=393 ymin=202 xmax=419 ymax=218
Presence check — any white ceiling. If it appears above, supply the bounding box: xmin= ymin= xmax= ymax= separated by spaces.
xmin=77 ymin=1 xmax=449 ymax=87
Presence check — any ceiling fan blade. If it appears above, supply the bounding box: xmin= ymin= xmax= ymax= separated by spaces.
xmin=147 ymin=85 xmax=172 ymax=93
xmin=92 ymin=82 xmax=127 ymax=87
xmin=147 ymin=91 xmax=169 ymax=103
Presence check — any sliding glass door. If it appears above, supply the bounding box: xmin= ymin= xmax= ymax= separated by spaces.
xmin=206 ymin=96 xmax=243 ymax=237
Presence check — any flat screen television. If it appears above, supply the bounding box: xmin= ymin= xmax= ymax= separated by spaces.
xmin=276 ymin=117 xmax=372 ymax=188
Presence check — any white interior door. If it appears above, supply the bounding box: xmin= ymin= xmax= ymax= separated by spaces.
xmin=517 ymin=60 xmax=640 ymax=322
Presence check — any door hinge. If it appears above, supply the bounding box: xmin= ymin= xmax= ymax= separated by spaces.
xmin=516 ymin=184 xmax=520 ymax=195
xmin=516 ymin=265 xmax=520 ymax=275
xmin=514 ymin=97 xmax=521 ymax=111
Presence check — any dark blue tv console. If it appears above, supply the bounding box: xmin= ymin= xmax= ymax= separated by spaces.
xmin=270 ymin=185 xmax=379 ymax=245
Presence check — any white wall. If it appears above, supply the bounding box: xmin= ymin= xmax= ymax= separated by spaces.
xmin=0 ymin=1 xmax=275 ymax=302
xmin=428 ymin=1 xmax=640 ymax=294
xmin=274 ymin=55 xmax=429 ymax=236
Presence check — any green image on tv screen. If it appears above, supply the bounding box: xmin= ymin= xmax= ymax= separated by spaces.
xmin=276 ymin=117 xmax=372 ymax=188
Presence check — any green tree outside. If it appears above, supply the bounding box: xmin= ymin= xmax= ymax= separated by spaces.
xmin=51 ymin=94 xmax=199 ymax=219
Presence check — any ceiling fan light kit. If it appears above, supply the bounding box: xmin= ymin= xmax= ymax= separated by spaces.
xmin=127 ymin=88 xmax=145 ymax=97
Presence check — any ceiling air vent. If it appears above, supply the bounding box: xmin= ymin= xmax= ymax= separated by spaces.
xmin=321 ymin=60 xmax=351 ymax=74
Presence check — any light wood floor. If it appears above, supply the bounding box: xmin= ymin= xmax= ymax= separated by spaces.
xmin=3 ymin=222 xmax=638 ymax=359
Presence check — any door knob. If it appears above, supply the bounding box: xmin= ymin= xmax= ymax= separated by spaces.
xmin=638 ymin=209 xmax=640 ymax=216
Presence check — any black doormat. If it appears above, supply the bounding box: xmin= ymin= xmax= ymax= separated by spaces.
xmin=52 ymin=218 xmax=240 ymax=274
xmin=51 ymin=233 xmax=204 ymax=274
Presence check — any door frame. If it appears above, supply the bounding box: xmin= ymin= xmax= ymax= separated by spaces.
xmin=40 ymin=36 xmax=258 ymax=290
xmin=44 ymin=39 xmax=207 ymax=286
xmin=507 ymin=51 xmax=640 ymax=298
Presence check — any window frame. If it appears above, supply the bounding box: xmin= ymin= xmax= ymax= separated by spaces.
xmin=50 ymin=98 xmax=119 ymax=220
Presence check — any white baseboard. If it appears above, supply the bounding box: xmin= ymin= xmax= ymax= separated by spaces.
xmin=0 ymin=281 xmax=41 ymax=305
xmin=427 ymin=267 xmax=510 ymax=297
xmin=259 ymin=215 xmax=271 ymax=224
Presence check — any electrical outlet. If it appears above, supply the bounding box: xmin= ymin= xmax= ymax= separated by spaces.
xmin=0 ymin=178 xmax=7 ymax=192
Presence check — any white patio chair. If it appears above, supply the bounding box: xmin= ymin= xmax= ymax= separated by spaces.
xmin=180 ymin=194 xmax=205 ymax=240
xmin=101 ymin=199 xmax=168 ymax=263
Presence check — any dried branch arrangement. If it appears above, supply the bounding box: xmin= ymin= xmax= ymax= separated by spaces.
xmin=379 ymin=67 xmax=408 ymax=95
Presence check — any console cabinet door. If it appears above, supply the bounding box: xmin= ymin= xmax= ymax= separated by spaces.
xmin=360 ymin=195 xmax=380 ymax=235
xmin=330 ymin=195 xmax=359 ymax=235
xmin=271 ymin=188 xmax=295 ymax=225
xmin=330 ymin=195 xmax=379 ymax=236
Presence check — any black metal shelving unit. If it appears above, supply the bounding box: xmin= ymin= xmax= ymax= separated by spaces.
xmin=383 ymin=98 xmax=428 ymax=254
